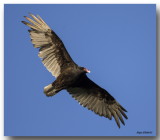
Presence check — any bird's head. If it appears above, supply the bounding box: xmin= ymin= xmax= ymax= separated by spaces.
xmin=79 ymin=67 xmax=91 ymax=73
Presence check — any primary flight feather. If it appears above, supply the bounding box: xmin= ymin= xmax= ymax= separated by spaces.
xmin=22 ymin=14 xmax=128 ymax=128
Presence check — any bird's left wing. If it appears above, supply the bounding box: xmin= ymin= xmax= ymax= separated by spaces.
xmin=22 ymin=14 xmax=77 ymax=78
xmin=67 ymin=75 xmax=128 ymax=128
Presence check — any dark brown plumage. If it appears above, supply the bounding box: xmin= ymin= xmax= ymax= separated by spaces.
xmin=22 ymin=14 xmax=128 ymax=128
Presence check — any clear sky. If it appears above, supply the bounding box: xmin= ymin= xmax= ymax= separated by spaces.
xmin=4 ymin=4 xmax=156 ymax=136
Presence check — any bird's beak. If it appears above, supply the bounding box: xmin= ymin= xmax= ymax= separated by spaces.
xmin=84 ymin=68 xmax=90 ymax=73
xmin=87 ymin=70 xmax=91 ymax=73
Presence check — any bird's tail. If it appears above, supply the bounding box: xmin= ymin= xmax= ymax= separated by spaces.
xmin=44 ymin=84 xmax=58 ymax=97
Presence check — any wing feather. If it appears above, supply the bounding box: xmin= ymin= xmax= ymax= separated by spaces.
xmin=22 ymin=14 xmax=77 ymax=78
xmin=67 ymin=74 xmax=128 ymax=128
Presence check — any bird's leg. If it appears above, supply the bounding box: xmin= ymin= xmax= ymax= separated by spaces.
xmin=45 ymin=88 xmax=60 ymax=97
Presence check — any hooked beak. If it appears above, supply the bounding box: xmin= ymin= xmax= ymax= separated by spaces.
xmin=87 ymin=70 xmax=91 ymax=73
xmin=84 ymin=68 xmax=91 ymax=73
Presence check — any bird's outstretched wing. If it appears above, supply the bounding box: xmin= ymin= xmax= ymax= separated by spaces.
xmin=67 ymin=75 xmax=128 ymax=128
xmin=22 ymin=14 xmax=77 ymax=78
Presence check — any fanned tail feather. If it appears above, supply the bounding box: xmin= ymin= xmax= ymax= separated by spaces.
xmin=44 ymin=84 xmax=57 ymax=97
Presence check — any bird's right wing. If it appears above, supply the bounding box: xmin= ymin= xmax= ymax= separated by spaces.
xmin=67 ymin=75 xmax=128 ymax=128
xmin=22 ymin=14 xmax=77 ymax=78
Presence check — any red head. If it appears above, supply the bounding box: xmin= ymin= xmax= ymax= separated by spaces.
xmin=83 ymin=67 xmax=91 ymax=73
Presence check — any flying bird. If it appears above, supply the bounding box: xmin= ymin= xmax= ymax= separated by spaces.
xmin=22 ymin=14 xmax=128 ymax=128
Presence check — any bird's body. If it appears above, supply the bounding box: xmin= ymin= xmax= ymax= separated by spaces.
xmin=22 ymin=14 xmax=128 ymax=128
xmin=44 ymin=66 xmax=86 ymax=96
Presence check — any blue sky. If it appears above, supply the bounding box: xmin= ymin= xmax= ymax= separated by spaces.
xmin=4 ymin=4 xmax=156 ymax=136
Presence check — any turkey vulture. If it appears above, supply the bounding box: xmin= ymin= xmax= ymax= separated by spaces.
xmin=22 ymin=14 xmax=128 ymax=128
